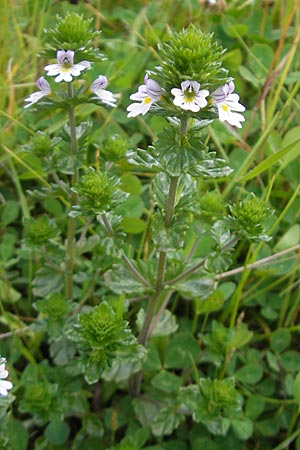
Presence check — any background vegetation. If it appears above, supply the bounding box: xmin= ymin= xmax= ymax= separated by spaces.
xmin=0 ymin=0 xmax=300 ymax=449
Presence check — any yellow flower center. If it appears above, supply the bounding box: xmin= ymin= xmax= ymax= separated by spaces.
xmin=184 ymin=89 xmax=195 ymax=103
xmin=62 ymin=61 xmax=72 ymax=70
xmin=143 ymin=97 xmax=152 ymax=104
xmin=221 ymin=104 xmax=229 ymax=112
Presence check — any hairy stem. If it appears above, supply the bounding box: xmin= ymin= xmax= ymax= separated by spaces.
xmin=66 ymin=83 xmax=78 ymax=300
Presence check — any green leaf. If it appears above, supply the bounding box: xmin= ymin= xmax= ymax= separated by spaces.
xmin=101 ymin=345 xmax=146 ymax=382
xmin=225 ymin=23 xmax=248 ymax=38
xmin=245 ymin=395 xmax=265 ymax=419
xmin=266 ymin=351 xmax=280 ymax=372
xmin=194 ymin=289 xmax=224 ymax=315
xmin=229 ymin=324 xmax=253 ymax=350
xmin=0 ymin=200 xmax=20 ymax=225
xmin=0 ymin=233 xmax=17 ymax=261
xmin=133 ymin=398 xmax=159 ymax=428
xmin=274 ymin=224 xmax=300 ymax=252
xmin=121 ymin=217 xmax=147 ymax=234
xmin=137 ymin=309 xmax=178 ymax=337
xmin=235 ymin=363 xmax=263 ymax=385
xmin=239 ymin=65 xmax=261 ymax=87
xmin=231 ymin=416 xmax=253 ymax=440
xmin=219 ymin=282 xmax=236 ymax=301
xmin=256 ymin=418 xmax=279 ymax=437
xmin=270 ymin=328 xmax=291 ymax=353
xmin=248 ymin=44 xmax=273 ymax=80
xmin=164 ymin=332 xmax=199 ymax=369
xmin=173 ymin=273 xmax=215 ymax=300
xmin=115 ymin=194 xmax=144 ymax=218
xmin=32 ymin=267 xmax=64 ymax=298
xmin=151 ymin=370 xmax=182 ymax=393
xmin=120 ymin=174 xmax=142 ymax=195
xmin=104 ymin=263 xmax=152 ymax=296
xmin=9 ymin=418 xmax=29 ymax=450
xmin=151 ymin=406 xmax=182 ymax=437
xmin=280 ymin=351 xmax=300 ymax=372
xmin=241 ymin=138 xmax=300 ymax=181
xmin=143 ymin=342 xmax=162 ymax=371
xmin=45 ymin=419 xmax=70 ymax=446
xmin=0 ymin=280 xmax=21 ymax=303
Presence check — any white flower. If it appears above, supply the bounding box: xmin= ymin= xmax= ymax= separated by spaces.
xmin=90 ymin=75 xmax=117 ymax=107
xmin=24 ymin=77 xmax=51 ymax=108
xmin=127 ymin=76 xmax=163 ymax=117
xmin=44 ymin=50 xmax=91 ymax=83
xmin=0 ymin=359 xmax=13 ymax=396
xmin=211 ymin=81 xmax=245 ymax=128
xmin=171 ymin=80 xmax=209 ymax=112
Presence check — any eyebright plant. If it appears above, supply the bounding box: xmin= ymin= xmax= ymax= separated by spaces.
xmin=3 ymin=13 xmax=275 ymax=450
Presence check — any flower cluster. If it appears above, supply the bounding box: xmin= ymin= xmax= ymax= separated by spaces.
xmin=127 ymin=77 xmax=245 ymax=128
xmin=24 ymin=50 xmax=116 ymax=109
xmin=127 ymin=75 xmax=163 ymax=117
xmin=0 ymin=357 xmax=13 ymax=396
xmin=126 ymin=25 xmax=245 ymax=128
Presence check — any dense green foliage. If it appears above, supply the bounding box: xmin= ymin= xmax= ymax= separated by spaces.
xmin=1 ymin=1 xmax=300 ymax=449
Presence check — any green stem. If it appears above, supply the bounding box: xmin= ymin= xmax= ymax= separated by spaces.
xmin=130 ymin=171 xmax=179 ymax=398
xmin=165 ymin=176 xmax=179 ymax=227
xmin=130 ymin=116 xmax=190 ymax=396
xmin=138 ymin=176 xmax=179 ymax=344
xmin=65 ymin=83 xmax=78 ymax=300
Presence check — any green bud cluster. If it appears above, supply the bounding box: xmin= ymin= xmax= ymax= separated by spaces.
xmin=23 ymin=132 xmax=61 ymax=158
xmin=227 ymin=193 xmax=272 ymax=241
xmin=78 ymin=303 xmax=126 ymax=348
xmin=102 ymin=134 xmax=128 ymax=161
xmin=156 ymin=24 xmax=229 ymax=90
xmin=75 ymin=167 xmax=114 ymax=214
xmin=42 ymin=13 xmax=103 ymax=62
xmin=67 ymin=302 xmax=138 ymax=383
xmin=198 ymin=190 xmax=226 ymax=224
xmin=19 ymin=381 xmax=54 ymax=417
xmin=23 ymin=215 xmax=59 ymax=246
xmin=200 ymin=377 xmax=241 ymax=415
xmin=35 ymin=293 xmax=72 ymax=319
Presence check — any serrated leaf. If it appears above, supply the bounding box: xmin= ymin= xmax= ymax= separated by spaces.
xmin=174 ymin=274 xmax=215 ymax=300
xmin=133 ymin=398 xmax=159 ymax=428
xmin=151 ymin=406 xmax=182 ymax=437
xmin=104 ymin=263 xmax=152 ymax=296
xmin=101 ymin=345 xmax=147 ymax=382
xmin=137 ymin=309 xmax=178 ymax=337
